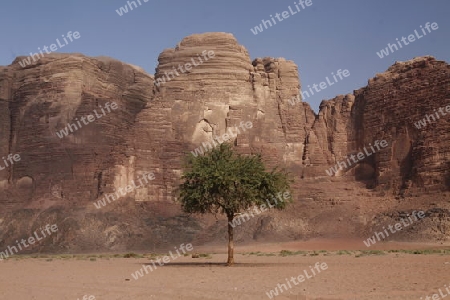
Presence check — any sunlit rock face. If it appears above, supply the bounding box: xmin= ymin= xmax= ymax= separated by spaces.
xmin=133 ymin=32 xmax=313 ymax=202
xmin=0 ymin=33 xmax=448 ymax=253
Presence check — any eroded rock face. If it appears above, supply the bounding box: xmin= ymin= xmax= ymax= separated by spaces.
xmin=375 ymin=57 xmax=448 ymax=194
xmin=302 ymin=94 xmax=355 ymax=178
xmin=0 ymin=33 xmax=448 ymax=253
xmin=131 ymin=33 xmax=314 ymax=202
xmin=303 ymin=57 xmax=450 ymax=196
xmin=0 ymin=54 xmax=153 ymax=209
xmin=350 ymin=57 xmax=449 ymax=194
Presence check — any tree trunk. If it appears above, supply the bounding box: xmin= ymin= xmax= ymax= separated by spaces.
xmin=227 ymin=214 xmax=234 ymax=266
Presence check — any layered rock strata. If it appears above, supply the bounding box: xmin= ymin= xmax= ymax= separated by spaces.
xmin=0 ymin=33 xmax=448 ymax=252
xmin=311 ymin=57 xmax=450 ymax=195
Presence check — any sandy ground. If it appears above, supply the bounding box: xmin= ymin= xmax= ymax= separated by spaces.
xmin=1 ymin=241 xmax=449 ymax=300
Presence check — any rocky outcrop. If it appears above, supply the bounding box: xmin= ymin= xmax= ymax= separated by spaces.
xmin=130 ymin=32 xmax=315 ymax=202
xmin=303 ymin=56 xmax=449 ymax=196
xmin=350 ymin=57 xmax=449 ymax=194
xmin=302 ymin=94 xmax=355 ymax=177
xmin=0 ymin=33 xmax=448 ymax=253
xmin=0 ymin=54 xmax=153 ymax=209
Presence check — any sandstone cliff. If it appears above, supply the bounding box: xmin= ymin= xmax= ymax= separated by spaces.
xmin=311 ymin=56 xmax=450 ymax=196
xmin=0 ymin=33 xmax=448 ymax=253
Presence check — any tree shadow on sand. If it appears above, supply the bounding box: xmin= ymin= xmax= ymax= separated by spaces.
xmin=137 ymin=261 xmax=307 ymax=268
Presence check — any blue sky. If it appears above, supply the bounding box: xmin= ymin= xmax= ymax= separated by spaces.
xmin=1 ymin=0 xmax=448 ymax=112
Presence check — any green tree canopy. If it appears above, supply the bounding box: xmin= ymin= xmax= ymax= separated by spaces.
xmin=178 ymin=142 xmax=292 ymax=265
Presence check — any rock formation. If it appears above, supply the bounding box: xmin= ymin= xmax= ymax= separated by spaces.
xmin=0 ymin=33 xmax=448 ymax=253
xmin=311 ymin=56 xmax=450 ymax=195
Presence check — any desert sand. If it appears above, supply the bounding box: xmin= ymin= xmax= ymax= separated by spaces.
xmin=1 ymin=240 xmax=449 ymax=300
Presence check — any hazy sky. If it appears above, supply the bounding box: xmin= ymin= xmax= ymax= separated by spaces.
xmin=1 ymin=0 xmax=448 ymax=111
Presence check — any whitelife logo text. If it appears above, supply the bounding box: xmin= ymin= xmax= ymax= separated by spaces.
xmin=288 ymin=69 xmax=350 ymax=106
xmin=0 ymin=224 xmax=58 ymax=261
xmin=251 ymin=0 xmax=313 ymax=35
xmin=55 ymin=102 xmax=118 ymax=139
xmin=18 ymin=31 xmax=81 ymax=68
xmin=363 ymin=211 xmax=425 ymax=247
xmin=131 ymin=243 xmax=193 ymax=280
xmin=326 ymin=140 xmax=388 ymax=176
xmin=376 ymin=22 xmax=438 ymax=59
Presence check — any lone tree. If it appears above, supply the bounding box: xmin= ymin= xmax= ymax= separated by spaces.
xmin=177 ymin=143 xmax=292 ymax=265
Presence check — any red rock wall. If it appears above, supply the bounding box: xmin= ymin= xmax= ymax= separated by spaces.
xmin=0 ymin=37 xmax=448 ymax=209
xmin=308 ymin=56 xmax=450 ymax=194
xmin=0 ymin=34 xmax=448 ymax=253
xmin=0 ymin=54 xmax=153 ymax=208
xmin=350 ymin=57 xmax=450 ymax=194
